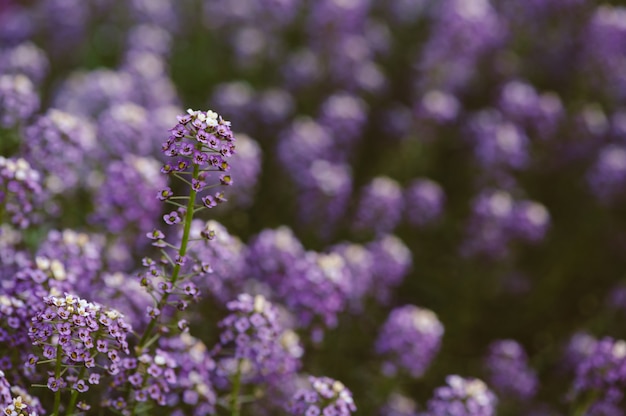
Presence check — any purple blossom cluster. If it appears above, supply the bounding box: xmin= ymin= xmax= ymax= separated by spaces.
xmin=0 ymin=42 xmax=49 ymax=85
xmin=375 ymin=305 xmax=444 ymax=378
xmin=423 ymin=375 xmax=498 ymax=416
xmin=367 ymin=234 xmax=413 ymax=304
xmin=161 ymin=108 xmax=235 ymax=202
xmin=219 ymin=134 xmax=262 ymax=208
xmin=570 ymin=337 xmax=626 ymax=413
xmin=352 ymin=176 xmax=404 ymax=236
xmin=289 ymin=376 xmax=357 ymax=416
xmin=105 ymin=349 xmax=178 ymax=410
xmin=22 ymin=109 xmax=96 ymax=195
xmin=0 ymin=157 xmax=42 ymax=229
xmin=28 ymin=294 xmax=131 ymax=398
xmin=3 ymin=0 xmax=626 ymax=414
xmin=184 ymin=220 xmax=247 ymax=303
xmin=484 ymin=339 xmax=538 ymax=401
xmin=0 ymin=74 xmax=38 ymax=128
xmin=247 ymin=229 xmax=356 ymax=333
xmin=497 ymin=81 xmax=563 ymax=141
xmin=89 ymin=155 xmax=165 ymax=248
xmin=417 ymin=0 xmax=505 ymax=94
xmin=466 ymin=110 xmax=529 ymax=174
xmin=588 ymin=144 xmax=626 ymax=204
xmin=158 ymin=334 xmax=217 ymax=415
xmin=461 ymin=190 xmax=550 ymax=259
xmin=1 ymin=371 xmax=44 ymax=416
xmin=329 ymin=243 xmax=374 ymax=310
xmin=95 ymin=102 xmax=154 ymax=158
xmin=404 ymin=178 xmax=445 ymax=227
xmin=213 ymin=294 xmax=301 ymax=383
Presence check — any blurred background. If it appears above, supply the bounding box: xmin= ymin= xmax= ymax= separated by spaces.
xmin=3 ymin=0 xmax=626 ymax=414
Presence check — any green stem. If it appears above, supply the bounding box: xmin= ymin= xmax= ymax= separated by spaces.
xmin=52 ymin=344 xmax=63 ymax=416
xmin=65 ymin=366 xmax=86 ymax=415
xmin=137 ymin=162 xmax=200 ymax=350
xmin=572 ymin=390 xmax=599 ymax=416
xmin=230 ymin=359 xmax=243 ymax=416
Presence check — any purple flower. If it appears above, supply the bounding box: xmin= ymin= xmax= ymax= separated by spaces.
xmin=570 ymin=337 xmax=626 ymax=412
xmin=588 ymin=144 xmax=626 ymax=204
xmin=461 ymin=190 xmax=551 ymax=258
xmin=160 ymin=109 xmax=237 ymax=203
xmin=460 ymin=189 xmax=515 ymax=259
xmin=484 ymin=340 xmax=538 ymax=401
xmin=424 ymin=375 xmax=498 ymax=416
xmin=416 ymin=90 xmax=461 ymax=123
xmin=508 ymin=200 xmax=550 ymax=243
xmin=497 ymin=81 xmax=563 ymax=140
xmin=404 ymin=178 xmax=445 ymax=227
xmin=254 ymin=248 xmax=351 ymax=331
xmin=416 ymin=0 xmax=505 ymax=94
xmin=95 ymin=102 xmax=154 ymax=158
xmin=163 ymin=211 xmax=181 ymax=225
xmin=318 ymin=91 xmax=368 ymax=156
xmin=466 ymin=110 xmax=529 ymax=172
xmin=0 ymin=74 xmax=39 ymax=128
xmin=0 ymin=157 xmax=43 ymax=229
xmin=367 ymin=235 xmax=412 ymax=304
xmin=290 ymin=376 xmax=356 ymax=416
xmin=90 ymin=156 xmax=166 ymax=248
xmin=376 ymin=305 xmax=444 ymax=379
xmin=220 ymin=134 xmax=262 ymax=208
xmin=29 ymin=294 xmax=132 ymax=395
xmin=182 ymin=220 xmax=246 ymax=303
xmin=0 ymin=41 xmax=49 ymax=84
xmin=297 ymin=160 xmax=353 ymax=240
xmin=53 ymin=69 xmax=134 ymax=118
xmin=329 ymin=243 xmax=374 ymax=311
xmin=277 ymin=117 xmax=334 ymax=188
xmin=22 ymin=108 xmax=96 ymax=195
xmin=213 ymin=294 xmax=301 ymax=383
xmin=353 ymin=176 xmax=404 ymax=236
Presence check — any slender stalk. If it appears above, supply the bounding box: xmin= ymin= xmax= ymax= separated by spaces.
xmin=137 ymin=162 xmax=200 ymax=350
xmin=52 ymin=344 xmax=63 ymax=416
xmin=572 ymin=390 xmax=599 ymax=416
xmin=66 ymin=366 xmax=86 ymax=415
xmin=230 ymin=359 xmax=243 ymax=416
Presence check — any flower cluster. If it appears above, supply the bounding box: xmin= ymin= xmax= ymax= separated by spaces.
xmin=289 ymin=376 xmax=357 ymax=416
xmin=353 ymin=176 xmax=404 ymax=236
xmin=158 ymin=334 xmax=217 ymax=415
xmin=0 ymin=157 xmax=42 ymax=228
xmin=404 ymin=178 xmax=445 ymax=227
xmin=570 ymin=337 xmax=626 ymax=412
xmin=28 ymin=294 xmax=131 ymax=397
xmin=1 ymin=371 xmax=44 ymax=416
xmin=36 ymin=230 xmax=106 ymax=293
xmin=484 ymin=339 xmax=538 ymax=401
xmin=184 ymin=220 xmax=247 ymax=303
xmin=461 ymin=190 xmax=550 ymax=259
xmin=367 ymin=235 xmax=413 ymax=304
xmin=161 ymin=108 xmax=235 ymax=199
xmin=375 ymin=305 xmax=444 ymax=378
xmin=423 ymin=375 xmax=497 ymax=416
xmin=213 ymin=294 xmax=300 ymax=382
xmin=0 ymin=74 xmax=39 ymax=128
xmin=89 ymin=155 xmax=166 ymax=248
xmin=273 ymin=252 xmax=351 ymax=332
xmin=22 ymin=109 xmax=96 ymax=194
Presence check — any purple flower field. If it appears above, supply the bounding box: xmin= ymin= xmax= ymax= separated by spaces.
xmin=2 ymin=0 xmax=626 ymax=415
